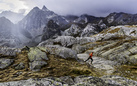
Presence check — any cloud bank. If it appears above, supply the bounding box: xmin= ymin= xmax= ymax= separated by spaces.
xmin=0 ymin=0 xmax=137 ymax=16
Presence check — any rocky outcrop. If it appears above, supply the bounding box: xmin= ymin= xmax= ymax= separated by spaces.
xmin=102 ymin=75 xmax=137 ymax=86
xmin=0 ymin=75 xmax=136 ymax=86
xmin=62 ymin=22 xmax=106 ymax=38
xmin=85 ymin=25 xmax=137 ymax=64
xmin=81 ymin=23 xmax=98 ymax=37
xmin=28 ymin=48 xmax=48 ymax=61
xmin=29 ymin=61 xmax=47 ymax=71
xmin=13 ymin=62 xmax=25 ymax=70
xmin=38 ymin=36 xmax=101 ymax=54
xmin=28 ymin=47 xmax=48 ymax=71
xmin=54 ymin=36 xmax=77 ymax=47
xmin=0 ymin=58 xmax=14 ymax=69
xmin=38 ymin=45 xmax=78 ymax=59
xmin=62 ymin=24 xmax=82 ymax=37
xmin=105 ymin=12 xmax=137 ymax=26
xmin=27 ymin=45 xmax=78 ymax=71
xmin=41 ymin=20 xmax=61 ymax=41
xmin=0 ymin=47 xmax=21 ymax=56
xmin=74 ymin=14 xmax=104 ymax=24
xmin=77 ymin=53 xmax=117 ymax=75
xmin=38 ymin=25 xmax=137 ymax=64
xmin=64 ymin=15 xmax=78 ymax=22
xmin=39 ymin=36 xmax=96 ymax=48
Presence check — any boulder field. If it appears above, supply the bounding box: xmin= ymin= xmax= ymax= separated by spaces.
xmin=0 ymin=25 xmax=137 ymax=85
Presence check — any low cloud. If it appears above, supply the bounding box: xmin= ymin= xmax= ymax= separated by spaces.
xmin=1 ymin=0 xmax=137 ymax=16
xmin=18 ymin=9 xmax=26 ymax=14
xmin=0 ymin=0 xmax=28 ymax=13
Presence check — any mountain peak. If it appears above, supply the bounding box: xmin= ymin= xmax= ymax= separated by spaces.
xmin=28 ymin=6 xmax=40 ymax=14
xmin=33 ymin=7 xmax=40 ymax=11
xmin=42 ymin=5 xmax=47 ymax=9
xmin=42 ymin=5 xmax=48 ymax=11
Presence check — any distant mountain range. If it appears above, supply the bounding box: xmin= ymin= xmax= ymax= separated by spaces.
xmin=18 ymin=6 xmax=68 ymax=39
xmin=0 ymin=17 xmax=14 ymax=39
xmin=1 ymin=6 xmax=137 ymax=47
xmin=0 ymin=11 xmax=24 ymax=24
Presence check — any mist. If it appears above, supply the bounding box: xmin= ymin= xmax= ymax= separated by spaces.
xmin=21 ymin=0 xmax=137 ymax=17
xmin=1 ymin=0 xmax=137 ymax=48
xmin=1 ymin=0 xmax=137 ymax=17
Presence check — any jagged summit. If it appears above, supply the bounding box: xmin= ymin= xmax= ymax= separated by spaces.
xmin=105 ymin=12 xmax=137 ymax=26
xmin=31 ymin=6 xmax=48 ymax=12
xmin=42 ymin=5 xmax=48 ymax=11
xmin=30 ymin=6 xmax=40 ymax=13
xmin=33 ymin=6 xmax=40 ymax=10
xmin=17 ymin=5 xmax=68 ymax=44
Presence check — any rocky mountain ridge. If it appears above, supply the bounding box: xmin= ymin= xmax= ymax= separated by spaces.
xmin=1 ymin=6 xmax=137 ymax=47
xmin=18 ymin=6 xmax=68 ymax=38
xmin=0 ymin=11 xmax=24 ymax=24
xmin=0 ymin=6 xmax=137 ymax=86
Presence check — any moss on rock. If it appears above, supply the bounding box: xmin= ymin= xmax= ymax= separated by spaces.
xmin=28 ymin=47 xmax=48 ymax=62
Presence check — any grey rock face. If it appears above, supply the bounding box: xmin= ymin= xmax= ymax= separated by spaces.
xmin=0 ymin=58 xmax=14 ymax=69
xmin=90 ymin=25 xmax=137 ymax=64
xmin=29 ymin=61 xmax=47 ymax=71
xmin=28 ymin=47 xmax=48 ymax=71
xmin=41 ymin=20 xmax=61 ymax=41
xmin=74 ymin=76 xmax=116 ymax=86
xmin=13 ymin=62 xmax=25 ymax=70
xmin=81 ymin=23 xmax=98 ymax=37
xmin=0 ymin=78 xmax=63 ymax=86
xmin=38 ymin=36 xmax=97 ymax=54
xmin=39 ymin=45 xmax=78 ymax=59
xmin=72 ymin=44 xmax=86 ymax=53
xmin=62 ymin=22 xmax=106 ymax=38
xmin=0 ymin=47 xmax=21 ymax=56
xmin=39 ymin=36 xmax=96 ymax=48
xmin=38 ymin=39 xmax=54 ymax=46
xmin=98 ymin=20 xmax=107 ymax=30
xmin=28 ymin=48 xmax=48 ymax=62
xmin=59 ymin=76 xmax=75 ymax=85
xmin=39 ymin=25 xmax=137 ymax=64
xmin=18 ymin=6 xmax=68 ymax=42
xmin=102 ymin=75 xmax=137 ymax=86
xmin=74 ymin=14 xmax=103 ymax=24
xmin=92 ymin=41 xmax=137 ymax=64
xmin=107 ymin=16 xmax=114 ymax=24
xmin=77 ymin=54 xmax=117 ymax=75
xmin=63 ymin=24 xmax=82 ymax=37
xmin=1 ymin=75 xmax=136 ymax=86
xmin=54 ymin=36 xmax=76 ymax=47
xmin=105 ymin=12 xmax=137 ymax=26
xmin=64 ymin=15 xmax=79 ymax=22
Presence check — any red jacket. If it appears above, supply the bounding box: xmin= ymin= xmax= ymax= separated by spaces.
xmin=89 ymin=53 xmax=93 ymax=58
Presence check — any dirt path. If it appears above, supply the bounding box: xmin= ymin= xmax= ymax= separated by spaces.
xmin=77 ymin=53 xmax=118 ymax=75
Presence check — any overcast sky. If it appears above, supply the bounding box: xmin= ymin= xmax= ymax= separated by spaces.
xmin=0 ymin=0 xmax=137 ymax=17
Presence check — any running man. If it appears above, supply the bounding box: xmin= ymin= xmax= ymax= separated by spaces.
xmin=85 ymin=52 xmax=93 ymax=64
